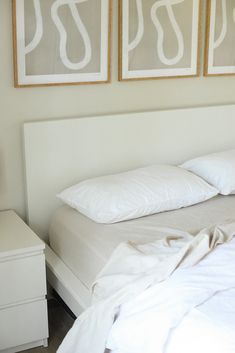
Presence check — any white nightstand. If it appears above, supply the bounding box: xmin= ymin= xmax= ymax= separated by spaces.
xmin=0 ymin=210 xmax=49 ymax=353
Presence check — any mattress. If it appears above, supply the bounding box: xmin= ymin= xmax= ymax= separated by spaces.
xmin=49 ymin=195 xmax=235 ymax=290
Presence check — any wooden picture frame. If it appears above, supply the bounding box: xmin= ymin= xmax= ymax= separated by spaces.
xmin=12 ymin=0 xmax=112 ymax=87
xmin=119 ymin=0 xmax=201 ymax=81
xmin=204 ymin=0 xmax=235 ymax=76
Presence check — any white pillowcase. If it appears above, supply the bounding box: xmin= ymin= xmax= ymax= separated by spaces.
xmin=57 ymin=165 xmax=218 ymax=224
xmin=180 ymin=149 xmax=235 ymax=195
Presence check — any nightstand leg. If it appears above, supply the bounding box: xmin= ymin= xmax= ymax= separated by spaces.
xmin=43 ymin=338 xmax=48 ymax=347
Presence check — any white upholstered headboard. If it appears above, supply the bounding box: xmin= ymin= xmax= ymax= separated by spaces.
xmin=24 ymin=105 xmax=235 ymax=241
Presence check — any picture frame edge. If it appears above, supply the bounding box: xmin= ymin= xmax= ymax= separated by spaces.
xmin=195 ymin=0 xmax=203 ymax=77
xmin=118 ymin=0 xmax=124 ymax=81
xmin=12 ymin=0 xmax=112 ymax=88
xmin=204 ymin=0 xmax=235 ymax=77
xmin=118 ymin=0 xmax=202 ymax=81
xmin=107 ymin=0 xmax=113 ymax=84
xmin=12 ymin=0 xmax=20 ymax=87
xmin=203 ymin=0 xmax=212 ymax=76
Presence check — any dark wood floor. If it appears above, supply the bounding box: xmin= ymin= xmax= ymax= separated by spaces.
xmin=23 ymin=299 xmax=75 ymax=353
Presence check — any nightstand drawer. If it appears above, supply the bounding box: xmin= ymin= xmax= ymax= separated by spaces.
xmin=0 ymin=299 xmax=48 ymax=351
xmin=0 ymin=254 xmax=46 ymax=307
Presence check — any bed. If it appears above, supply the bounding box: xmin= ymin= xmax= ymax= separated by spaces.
xmin=23 ymin=104 xmax=235 ymax=318
xmin=49 ymin=195 xmax=235 ymax=292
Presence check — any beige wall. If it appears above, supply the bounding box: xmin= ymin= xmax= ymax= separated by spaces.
xmin=1 ymin=0 xmax=235 ymax=220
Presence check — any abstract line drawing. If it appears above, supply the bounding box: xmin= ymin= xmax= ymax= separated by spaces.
xmin=25 ymin=0 xmax=43 ymax=55
xmin=128 ymin=0 xmax=144 ymax=52
xmin=13 ymin=0 xmax=111 ymax=86
xmin=213 ymin=0 xmax=227 ymax=49
xmin=151 ymin=0 xmax=184 ymax=66
xmin=205 ymin=0 xmax=235 ymax=76
xmin=120 ymin=0 xmax=201 ymax=80
xmin=51 ymin=0 xmax=92 ymax=70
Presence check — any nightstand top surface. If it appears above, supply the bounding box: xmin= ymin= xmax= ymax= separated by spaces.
xmin=0 ymin=210 xmax=44 ymax=259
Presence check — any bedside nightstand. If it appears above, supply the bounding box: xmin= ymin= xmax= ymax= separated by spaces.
xmin=0 ymin=210 xmax=49 ymax=353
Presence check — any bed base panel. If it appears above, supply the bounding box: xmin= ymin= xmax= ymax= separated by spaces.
xmin=45 ymin=244 xmax=90 ymax=317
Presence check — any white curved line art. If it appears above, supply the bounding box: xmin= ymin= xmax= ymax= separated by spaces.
xmin=151 ymin=0 xmax=184 ymax=66
xmin=128 ymin=0 xmax=144 ymax=52
xmin=214 ymin=0 xmax=227 ymax=49
xmin=51 ymin=0 xmax=92 ymax=71
xmin=25 ymin=0 xmax=43 ymax=55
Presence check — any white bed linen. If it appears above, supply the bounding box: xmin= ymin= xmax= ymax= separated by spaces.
xmin=57 ymin=222 xmax=235 ymax=353
xmin=108 ymin=288 xmax=235 ymax=353
xmin=108 ymin=279 xmax=235 ymax=353
xmin=180 ymin=149 xmax=235 ymax=195
xmin=49 ymin=195 xmax=235 ymax=289
xmin=57 ymin=165 xmax=218 ymax=223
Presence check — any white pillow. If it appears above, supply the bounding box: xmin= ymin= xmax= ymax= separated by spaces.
xmin=180 ymin=149 xmax=235 ymax=195
xmin=57 ymin=165 xmax=218 ymax=224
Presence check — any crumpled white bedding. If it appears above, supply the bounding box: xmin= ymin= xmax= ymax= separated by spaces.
xmin=109 ymin=286 xmax=235 ymax=353
xmin=49 ymin=195 xmax=235 ymax=289
xmin=57 ymin=222 xmax=235 ymax=353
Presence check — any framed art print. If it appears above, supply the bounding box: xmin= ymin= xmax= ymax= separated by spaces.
xmin=119 ymin=0 xmax=201 ymax=81
xmin=204 ymin=0 xmax=235 ymax=76
xmin=13 ymin=0 xmax=112 ymax=87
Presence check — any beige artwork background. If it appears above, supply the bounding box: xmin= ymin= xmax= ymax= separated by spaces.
xmin=119 ymin=0 xmax=201 ymax=79
xmin=205 ymin=0 xmax=235 ymax=75
xmin=13 ymin=0 xmax=112 ymax=86
xmin=213 ymin=1 xmax=235 ymax=67
xmin=24 ymin=0 xmax=102 ymax=75
xmin=128 ymin=1 xmax=194 ymax=70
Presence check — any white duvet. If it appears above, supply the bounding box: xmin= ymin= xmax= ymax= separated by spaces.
xmin=109 ymin=286 xmax=235 ymax=353
xmin=58 ymin=223 xmax=235 ymax=353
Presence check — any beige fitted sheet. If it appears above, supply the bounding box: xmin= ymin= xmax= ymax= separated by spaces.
xmin=49 ymin=195 xmax=235 ymax=289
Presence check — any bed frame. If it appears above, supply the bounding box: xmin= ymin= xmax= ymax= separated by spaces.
xmin=23 ymin=104 xmax=235 ymax=316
